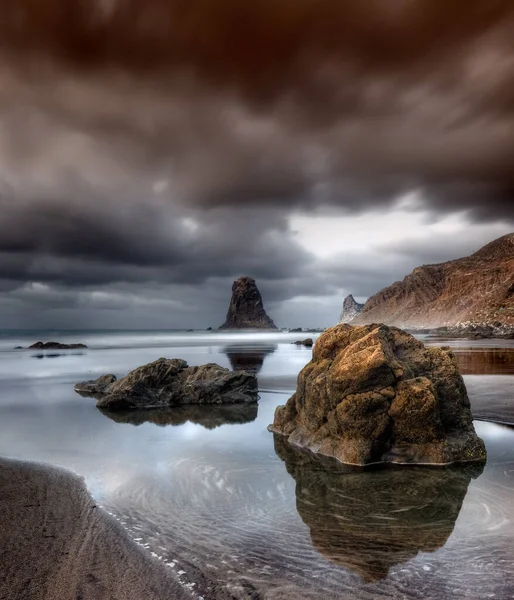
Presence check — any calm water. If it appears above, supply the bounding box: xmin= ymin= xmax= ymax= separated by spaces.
xmin=0 ymin=330 xmax=513 ymax=599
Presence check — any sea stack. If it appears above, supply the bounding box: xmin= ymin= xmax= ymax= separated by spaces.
xmin=339 ymin=295 xmax=365 ymax=323
xmin=219 ymin=277 xmax=278 ymax=330
xmin=270 ymin=323 xmax=486 ymax=467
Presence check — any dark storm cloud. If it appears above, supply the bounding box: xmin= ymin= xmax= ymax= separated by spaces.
xmin=0 ymin=0 xmax=513 ymax=219
xmin=2 ymin=1 xmax=513 ymax=95
xmin=0 ymin=1 xmax=514 ymax=326
xmin=0 ymin=196 xmax=314 ymax=287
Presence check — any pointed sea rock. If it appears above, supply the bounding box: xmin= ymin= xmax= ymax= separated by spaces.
xmin=219 ymin=277 xmax=278 ymax=330
xmin=339 ymin=294 xmax=365 ymax=323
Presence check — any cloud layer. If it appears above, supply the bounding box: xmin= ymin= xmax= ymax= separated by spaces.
xmin=0 ymin=1 xmax=513 ymax=327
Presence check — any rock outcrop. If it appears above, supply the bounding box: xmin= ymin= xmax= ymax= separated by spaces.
xmin=27 ymin=341 xmax=88 ymax=350
xmin=293 ymin=338 xmax=314 ymax=347
xmin=219 ymin=277 xmax=277 ymax=330
xmin=74 ymin=374 xmax=117 ymax=396
xmin=339 ymin=294 xmax=364 ymax=323
xmin=75 ymin=358 xmax=258 ymax=409
xmin=352 ymin=233 xmax=514 ymax=329
xmin=270 ymin=324 xmax=486 ymax=466
xmin=274 ymin=435 xmax=482 ymax=581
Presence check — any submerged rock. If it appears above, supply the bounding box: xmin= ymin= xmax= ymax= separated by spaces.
xmin=274 ymin=435 xmax=482 ymax=581
xmin=75 ymin=358 xmax=258 ymax=409
xmin=270 ymin=324 xmax=486 ymax=466
xmin=219 ymin=276 xmax=277 ymax=330
xmin=28 ymin=341 xmax=88 ymax=350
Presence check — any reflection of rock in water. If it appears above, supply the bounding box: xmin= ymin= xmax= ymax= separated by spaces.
xmin=31 ymin=352 xmax=86 ymax=359
xmin=453 ymin=349 xmax=514 ymax=375
xmin=99 ymin=403 xmax=258 ymax=429
xmin=274 ymin=434 xmax=483 ymax=582
xmin=222 ymin=344 xmax=277 ymax=374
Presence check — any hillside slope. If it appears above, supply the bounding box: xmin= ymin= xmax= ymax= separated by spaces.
xmin=352 ymin=233 xmax=514 ymax=328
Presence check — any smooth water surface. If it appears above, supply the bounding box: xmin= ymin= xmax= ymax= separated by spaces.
xmin=0 ymin=331 xmax=513 ymax=599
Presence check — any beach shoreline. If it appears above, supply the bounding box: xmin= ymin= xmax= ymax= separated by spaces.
xmin=0 ymin=457 xmax=190 ymax=600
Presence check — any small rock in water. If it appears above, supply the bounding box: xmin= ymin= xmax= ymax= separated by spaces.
xmin=292 ymin=338 xmax=314 ymax=347
xmin=26 ymin=341 xmax=88 ymax=350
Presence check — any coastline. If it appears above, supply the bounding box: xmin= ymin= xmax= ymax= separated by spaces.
xmin=0 ymin=458 xmax=190 ymax=600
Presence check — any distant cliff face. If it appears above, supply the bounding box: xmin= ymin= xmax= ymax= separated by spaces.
xmin=339 ymin=294 xmax=364 ymax=323
xmin=352 ymin=233 xmax=514 ymax=328
xmin=219 ymin=277 xmax=278 ymax=330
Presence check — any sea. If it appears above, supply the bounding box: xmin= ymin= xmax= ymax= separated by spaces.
xmin=0 ymin=329 xmax=513 ymax=599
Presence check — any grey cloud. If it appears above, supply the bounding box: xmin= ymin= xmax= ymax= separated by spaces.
xmin=0 ymin=1 xmax=513 ymax=327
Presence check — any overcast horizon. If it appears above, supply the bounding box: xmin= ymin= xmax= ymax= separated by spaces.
xmin=1 ymin=1 xmax=513 ymax=329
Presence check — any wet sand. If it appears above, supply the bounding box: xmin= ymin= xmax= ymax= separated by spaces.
xmin=0 ymin=458 xmax=189 ymax=600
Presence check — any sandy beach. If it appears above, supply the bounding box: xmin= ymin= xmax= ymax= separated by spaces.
xmin=0 ymin=458 xmax=189 ymax=600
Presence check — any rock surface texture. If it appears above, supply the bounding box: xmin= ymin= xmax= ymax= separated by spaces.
xmin=74 ymin=374 xmax=117 ymax=396
xmin=270 ymin=324 xmax=486 ymax=466
xmin=75 ymin=358 xmax=258 ymax=409
xmin=339 ymin=295 xmax=365 ymax=323
xmin=219 ymin=276 xmax=277 ymax=329
xmin=352 ymin=233 xmax=514 ymax=328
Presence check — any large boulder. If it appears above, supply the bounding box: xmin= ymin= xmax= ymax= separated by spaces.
xmin=219 ymin=276 xmax=277 ymax=329
xmin=75 ymin=358 xmax=258 ymax=410
xmin=269 ymin=324 xmax=486 ymax=466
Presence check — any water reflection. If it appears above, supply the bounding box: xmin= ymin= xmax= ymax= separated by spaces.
xmin=31 ymin=352 xmax=86 ymax=359
xmin=99 ymin=403 xmax=258 ymax=429
xmin=453 ymin=349 xmax=514 ymax=375
xmin=274 ymin=435 xmax=483 ymax=582
xmin=222 ymin=343 xmax=277 ymax=373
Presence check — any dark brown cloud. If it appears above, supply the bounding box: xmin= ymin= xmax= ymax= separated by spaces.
xmin=0 ymin=1 xmax=513 ymax=326
xmin=2 ymin=1 xmax=513 ymax=98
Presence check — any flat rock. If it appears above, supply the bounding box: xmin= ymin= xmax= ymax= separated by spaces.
xmin=75 ymin=358 xmax=258 ymax=410
xmin=270 ymin=324 xmax=486 ymax=466
xmin=28 ymin=341 xmax=88 ymax=350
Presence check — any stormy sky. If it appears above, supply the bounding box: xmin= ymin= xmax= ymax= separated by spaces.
xmin=0 ymin=0 xmax=513 ymax=329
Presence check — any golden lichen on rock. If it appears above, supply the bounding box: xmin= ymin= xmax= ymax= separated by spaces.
xmin=269 ymin=323 xmax=487 ymax=466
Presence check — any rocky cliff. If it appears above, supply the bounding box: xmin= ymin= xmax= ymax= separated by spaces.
xmin=339 ymin=294 xmax=365 ymax=323
xmin=352 ymin=233 xmax=514 ymax=328
xmin=219 ymin=277 xmax=277 ymax=330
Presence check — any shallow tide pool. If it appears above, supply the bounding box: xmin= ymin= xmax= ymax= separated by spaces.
xmin=0 ymin=331 xmax=513 ymax=599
